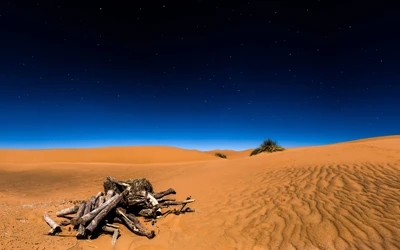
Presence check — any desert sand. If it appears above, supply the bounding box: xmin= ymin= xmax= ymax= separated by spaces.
xmin=0 ymin=136 xmax=400 ymax=250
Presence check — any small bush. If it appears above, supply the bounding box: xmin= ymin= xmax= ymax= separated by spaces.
xmin=250 ymin=138 xmax=285 ymax=156
xmin=215 ymin=152 xmax=227 ymax=159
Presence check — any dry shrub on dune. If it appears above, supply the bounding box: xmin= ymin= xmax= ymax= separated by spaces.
xmin=250 ymin=138 xmax=285 ymax=156
xmin=214 ymin=152 xmax=227 ymax=159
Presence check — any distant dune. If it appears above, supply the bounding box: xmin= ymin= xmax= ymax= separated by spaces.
xmin=205 ymin=149 xmax=254 ymax=159
xmin=0 ymin=135 xmax=399 ymax=250
xmin=0 ymin=146 xmax=221 ymax=164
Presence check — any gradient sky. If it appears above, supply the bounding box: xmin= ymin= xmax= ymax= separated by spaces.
xmin=0 ymin=1 xmax=398 ymax=150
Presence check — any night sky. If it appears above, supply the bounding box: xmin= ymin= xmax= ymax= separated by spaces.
xmin=0 ymin=1 xmax=398 ymax=150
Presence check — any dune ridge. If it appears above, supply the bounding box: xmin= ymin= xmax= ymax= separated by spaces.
xmin=0 ymin=136 xmax=399 ymax=250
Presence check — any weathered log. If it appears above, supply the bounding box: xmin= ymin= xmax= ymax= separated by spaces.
xmin=60 ymin=220 xmax=71 ymax=226
xmin=83 ymin=199 xmax=92 ymax=215
xmin=153 ymin=188 xmax=176 ymax=199
xmin=76 ymin=225 xmax=86 ymax=239
xmin=44 ymin=214 xmax=62 ymax=235
xmin=90 ymin=192 xmax=104 ymax=210
xmin=124 ymin=212 xmax=147 ymax=232
xmin=72 ymin=201 xmax=87 ymax=229
xmin=95 ymin=196 xmax=105 ymax=209
xmin=56 ymin=205 xmax=79 ymax=217
xmin=85 ymin=188 xmax=130 ymax=235
xmin=116 ymin=207 xmax=155 ymax=239
xmin=105 ymin=190 xmax=115 ymax=201
xmin=72 ymin=193 xmax=120 ymax=226
xmin=99 ymin=196 xmax=105 ymax=206
xmin=76 ymin=201 xmax=92 ymax=238
xmin=72 ymin=201 xmax=87 ymax=220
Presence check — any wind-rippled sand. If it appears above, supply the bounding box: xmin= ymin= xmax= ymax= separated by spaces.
xmin=0 ymin=136 xmax=399 ymax=250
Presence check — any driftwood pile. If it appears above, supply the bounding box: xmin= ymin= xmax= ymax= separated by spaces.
xmin=43 ymin=176 xmax=195 ymax=247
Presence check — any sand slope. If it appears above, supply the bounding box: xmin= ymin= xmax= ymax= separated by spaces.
xmin=0 ymin=136 xmax=400 ymax=250
xmin=206 ymin=149 xmax=254 ymax=159
xmin=0 ymin=146 xmax=220 ymax=164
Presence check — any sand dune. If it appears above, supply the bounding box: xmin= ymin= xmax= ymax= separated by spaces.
xmin=0 ymin=136 xmax=400 ymax=250
xmin=206 ymin=149 xmax=254 ymax=159
xmin=0 ymin=146 xmax=220 ymax=164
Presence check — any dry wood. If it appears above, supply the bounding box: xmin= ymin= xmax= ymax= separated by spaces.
xmin=85 ymin=188 xmax=130 ymax=235
xmin=72 ymin=201 xmax=87 ymax=229
xmin=102 ymin=226 xmax=120 ymax=247
xmin=163 ymin=207 xmax=195 ymax=217
xmin=76 ymin=225 xmax=86 ymax=239
xmin=105 ymin=190 xmax=115 ymax=201
xmin=112 ymin=216 xmax=123 ymax=224
xmin=44 ymin=214 xmax=62 ymax=235
xmin=76 ymin=201 xmax=92 ymax=238
xmin=94 ymin=196 xmax=105 ymax=209
xmin=138 ymin=208 xmax=155 ymax=218
xmin=116 ymin=207 xmax=155 ymax=239
xmin=83 ymin=199 xmax=92 ymax=215
xmin=112 ymin=229 xmax=119 ymax=247
xmin=153 ymin=188 xmax=176 ymax=199
xmin=102 ymin=225 xmax=117 ymax=233
xmin=106 ymin=176 xmax=130 ymax=188
xmin=43 ymin=176 xmax=196 ymax=242
xmin=90 ymin=191 xmax=104 ymax=211
xmin=56 ymin=205 xmax=79 ymax=217
xmin=124 ymin=212 xmax=147 ymax=232
xmin=60 ymin=220 xmax=71 ymax=226
xmin=106 ymin=223 xmax=120 ymax=229
xmin=127 ymin=198 xmax=146 ymax=207
xmin=99 ymin=196 xmax=105 ymax=206
xmin=72 ymin=193 xmax=120 ymax=226
xmin=157 ymin=198 xmax=176 ymax=203
xmin=73 ymin=202 xmax=87 ymax=219
xmin=159 ymin=199 xmax=195 ymax=207
xmin=140 ymin=191 xmax=161 ymax=214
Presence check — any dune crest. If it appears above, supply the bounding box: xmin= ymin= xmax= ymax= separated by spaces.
xmin=0 ymin=136 xmax=399 ymax=249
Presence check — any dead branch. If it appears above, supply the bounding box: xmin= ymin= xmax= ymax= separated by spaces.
xmin=116 ymin=207 xmax=155 ymax=239
xmin=159 ymin=199 xmax=195 ymax=207
xmin=106 ymin=176 xmax=130 ymax=188
xmin=72 ymin=193 xmax=120 ymax=226
xmin=76 ymin=201 xmax=92 ymax=239
xmin=44 ymin=214 xmax=62 ymax=235
xmin=105 ymin=190 xmax=115 ymax=201
xmin=106 ymin=223 xmax=119 ymax=229
xmin=153 ymin=188 xmax=176 ymax=199
xmin=90 ymin=192 xmax=104 ymax=211
xmin=102 ymin=226 xmax=120 ymax=247
xmin=56 ymin=206 xmax=79 ymax=217
xmin=85 ymin=187 xmax=130 ymax=235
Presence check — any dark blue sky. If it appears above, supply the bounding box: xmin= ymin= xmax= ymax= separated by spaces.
xmin=0 ymin=0 xmax=398 ymax=150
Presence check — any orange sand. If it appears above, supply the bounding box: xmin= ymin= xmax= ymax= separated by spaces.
xmin=0 ymin=136 xmax=399 ymax=250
